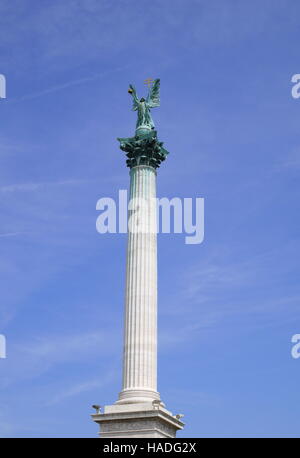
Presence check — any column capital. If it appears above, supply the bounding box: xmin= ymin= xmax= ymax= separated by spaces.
xmin=117 ymin=129 xmax=169 ymax=169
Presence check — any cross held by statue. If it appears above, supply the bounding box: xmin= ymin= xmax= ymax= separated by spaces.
xmin=144 ymin=78 xmax=154 ymax=88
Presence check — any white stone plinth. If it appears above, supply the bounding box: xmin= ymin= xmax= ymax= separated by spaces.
xmin=92 ymin=402 xmax=184 ymax=438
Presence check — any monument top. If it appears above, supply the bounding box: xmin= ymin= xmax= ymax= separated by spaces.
xmin=117 ymin=78 xmax=169 ymax=169
xmin=128 ymin=78 xmax=160 ymax=134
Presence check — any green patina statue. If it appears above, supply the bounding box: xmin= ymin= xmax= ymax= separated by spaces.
xmin=129 ymin=79 xmax=160 ymax=131
xmin=117 ymin=78 xmax=169 ymax=169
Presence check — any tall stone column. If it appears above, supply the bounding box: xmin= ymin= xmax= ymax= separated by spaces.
xmin=92 ymin=80 xmax=184 ymax=438
xmin=117 ymin=164 xmax=160 ymax=405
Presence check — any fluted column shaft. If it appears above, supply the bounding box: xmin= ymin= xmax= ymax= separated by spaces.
xmin=117 ymin=165 xmax=160 ymax=405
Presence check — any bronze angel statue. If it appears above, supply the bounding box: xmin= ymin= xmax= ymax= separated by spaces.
xmin=117 ymin=78 xmax=169 ymax=169
xmin=128 ymin=79 xmax=160 ymax=132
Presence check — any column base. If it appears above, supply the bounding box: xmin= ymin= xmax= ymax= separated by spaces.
xmin=92 ymin=402 xmax=184 ymax=438
xmin=116 ymin=388 xmax=162 ymax=405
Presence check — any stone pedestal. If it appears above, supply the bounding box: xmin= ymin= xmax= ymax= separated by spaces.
xmin=92 ymin=403 xmax=184 ymax=438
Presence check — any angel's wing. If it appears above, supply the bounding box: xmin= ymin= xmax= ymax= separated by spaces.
xmin=146 ymin=79 xmax=160 ymax=108
xmin=129 ymin=84 xmax=139 ymax=111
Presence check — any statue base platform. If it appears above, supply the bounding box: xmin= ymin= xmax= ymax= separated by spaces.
xmin=91 ymin=402 xmax=184 ymax=438
xmin=117 ymin=129 xmax=169 ymax=169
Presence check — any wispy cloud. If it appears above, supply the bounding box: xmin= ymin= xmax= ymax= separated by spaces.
xmin=20 ymin=331 xmax=108 ymax=360
xmin=281 ymin=150 xmax=300 ymax=170
xmin=183 ymin=243 xmax=300 ymax=304
xmin=9 ymin=66 xmax=128 ymax=103
xmin=0 ymin=231 xmax=29 ymax=238
xmin=0 ymin=179 xmax=90 ymax=193
xmin=159 ymin=319 xmax=215 ymax=348
xmin=46 ymin=371 xmax=116 ymax=406
xmin=159 ymin=241 xmax=300 ymax=343
xmin=0 ymin=329 xmax=119 ymax=391
xmin=272 ymin=148 xmax=300 ymax=172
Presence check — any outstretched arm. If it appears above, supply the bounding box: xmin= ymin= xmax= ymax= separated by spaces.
xmin=128 ymin=84 xmax=139 ymax=111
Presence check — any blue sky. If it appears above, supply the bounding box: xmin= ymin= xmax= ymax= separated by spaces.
xmin=0 ymin=0 xmax=300 ymax=438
